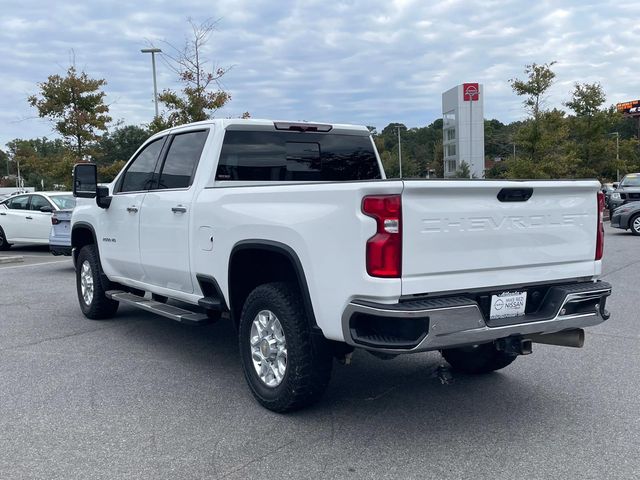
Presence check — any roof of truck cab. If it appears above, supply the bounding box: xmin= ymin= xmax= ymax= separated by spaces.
xmin=159 ymin=118 xmax=370 ymax=136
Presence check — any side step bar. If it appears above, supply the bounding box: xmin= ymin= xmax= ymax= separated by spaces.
xmin=106 ymin=290 xmax=211 ymax=325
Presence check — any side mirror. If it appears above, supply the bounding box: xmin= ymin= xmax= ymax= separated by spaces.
xmin=96 ymin=185 xmax=112 ymax=209
xmin=73 ymin=163 xmax=98 ymax=198
xmin=40 ymin=206 xmax=53 ymax=213
xmin=613 ymin=182 xmax=619 ymax=189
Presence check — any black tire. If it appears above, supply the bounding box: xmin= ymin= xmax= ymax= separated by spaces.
xmin=238 ymin=282 xmax=333 ymax=412
xmin=441 ymin=342 xmax=517 ymax=374
xmin=0 ymin=226 xmax=11 ymax=251
xmin=76 ymin=244 xmax=119 ymax=320
xmin=629 ymin=213 xmax=640 ymax=236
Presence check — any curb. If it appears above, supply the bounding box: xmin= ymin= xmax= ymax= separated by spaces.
xmin=0 ymin=256 xmax=25 ymax=265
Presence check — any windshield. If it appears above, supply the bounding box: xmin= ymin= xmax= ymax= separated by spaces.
xmin=620 ymin=174 xmax=640 ymax=187
xmin=50 ymin=195 xmax=76 ymax=210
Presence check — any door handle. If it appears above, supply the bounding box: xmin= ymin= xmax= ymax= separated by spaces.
xmin=126 ymin=206 xmax=139 ymax=213
xmin=0 ymin=212 xmax=6 ymax=215
xmin=171 ymin=206 xmax=187 ymax=214
xmin=25 ymin=216 xmax=33 ymax=220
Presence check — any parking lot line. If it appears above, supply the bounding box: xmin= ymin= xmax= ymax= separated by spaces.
xmin=0 ymin=259 xmax=71 ymax=270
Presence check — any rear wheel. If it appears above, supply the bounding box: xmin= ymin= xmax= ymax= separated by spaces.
xmin=630 ymin=213 xmax=640 ymax=236
xmin=0 ymin=226 xmax=11 ymax=251
xmin=441 ymin=342 xmax=517 ymax=374
xmin=76 ymin=244 xmax=119 ymax=319
xmin=238 ymin=282 xmax=333 ymax=412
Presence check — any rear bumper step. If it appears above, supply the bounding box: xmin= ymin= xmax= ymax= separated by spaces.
xmin=106 ymin=291 xmax=211 ymax=325
xmin=342 ymin=281 xmax=611 ymax=353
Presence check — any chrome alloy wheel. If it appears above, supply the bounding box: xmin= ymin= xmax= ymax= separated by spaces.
xmin=250 ymin=310 xmax=287 ymax=387
xmin=80 ymin=260 xmax=94 ymax=306
xmin=633 ymin=216 xmax=640 ymax=233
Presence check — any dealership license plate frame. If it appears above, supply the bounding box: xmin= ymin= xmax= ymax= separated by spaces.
xmin=489 ymin=291 xmax=527 ymax=320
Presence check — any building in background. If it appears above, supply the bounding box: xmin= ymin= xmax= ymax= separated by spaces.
xmin=442 ymin=83 xmax=485 ymax=178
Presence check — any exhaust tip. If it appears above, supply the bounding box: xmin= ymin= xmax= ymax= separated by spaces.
xmin=528 ymin=329 xmax=585 ymax=348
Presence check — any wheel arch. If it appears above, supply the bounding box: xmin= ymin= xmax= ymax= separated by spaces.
xmin=71 ymin=222 xmax=98 ymax=265
xmin=629 ymin=211 xmax=640 ymax=234
xmin=228 ymin=240 xmax=318 ymax=330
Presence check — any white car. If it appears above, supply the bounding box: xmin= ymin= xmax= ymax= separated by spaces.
xmin=0 ymin=192 xmax=75 ymax=250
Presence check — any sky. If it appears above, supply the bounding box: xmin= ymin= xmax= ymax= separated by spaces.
xmin=1 ymin=0 xmax=639 ymax=148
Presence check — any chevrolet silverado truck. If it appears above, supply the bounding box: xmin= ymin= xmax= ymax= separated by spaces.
xmin=71 ymin=119 xmax=612 ymax=412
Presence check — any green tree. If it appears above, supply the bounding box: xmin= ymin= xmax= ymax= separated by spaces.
xmin=564 ymin=83 xmax=615 ymax=177
xmin=454 ymin=161 xmax=473 ymax=178
xmin=98 ymin=160 xmax=126 ymax=183
xmin=6 ymin=137 xmax=73 ymax=189
xmin=509 ymin=61 xmax=557 ymax=162
xmin=28 ymin=66 xmax=111 ymax=161
xmin=149 ymin=19 xmax=233 ymax=132
xmin=96 ymin=125 xmax=150 ymax=165
xmin=375 ymin=120 xmax=443 ymax=177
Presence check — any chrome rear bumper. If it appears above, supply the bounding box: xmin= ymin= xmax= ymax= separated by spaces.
xmin=342 ymin=281 xmax=611 ymax=354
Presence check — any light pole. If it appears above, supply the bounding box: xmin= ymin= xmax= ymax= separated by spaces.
xmin=141 ymin=48 xmax=162 ymax=118
xmin=608 ymin=132 xmax=620 ymax=182
xmin=395 ymin=125 xmax=405 ymax=178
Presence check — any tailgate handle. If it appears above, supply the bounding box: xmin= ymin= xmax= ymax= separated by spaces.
xmin=497 ymin=188 xmax=533 ymax=202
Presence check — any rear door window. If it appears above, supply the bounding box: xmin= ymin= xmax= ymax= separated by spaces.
xmin=216 ymin=130 xmax=381 ymax=181
xmin=29 ymin=195 xmax=52 ymax=211
xmin=156 ymin=130 xmax=208 ymax=190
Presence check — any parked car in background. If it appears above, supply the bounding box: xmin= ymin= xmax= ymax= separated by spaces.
xmin=0 ymin=192 xmax=74 ymax=250
xmin=610 ymin=201 xmax=640 ymax=235
xmin=609 ymin=173 xmax=640 ymax=214
xmin=601 ymin=183 xmax=615 ymax=209
xmin=49 ymin=208 xmax=74 ymax=255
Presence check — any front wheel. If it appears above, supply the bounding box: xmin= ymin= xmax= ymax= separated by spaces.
xmin=76 ymin=245 xmax=119 ymax=319
xmin=0 ymin=226 xmax=11 ymax=251
xmin=630 ymin=213 xmax=640 ymax=236
xmin=441 ymin=342 xmax=517 ymax=374
xmin=238 ymin=282 xmax=332 ymax=412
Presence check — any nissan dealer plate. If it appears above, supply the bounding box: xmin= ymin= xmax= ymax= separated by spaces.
xmin=490 ymin=291 xmax=527 ymax=319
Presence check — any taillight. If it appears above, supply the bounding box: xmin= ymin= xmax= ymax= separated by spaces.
xmin=595 ymin=191 xmax=605 ymax=260
xmin=51 ymin=216 xmax=59 ymax=225
xmin=362 ymin=195 xmax=402 ymax=278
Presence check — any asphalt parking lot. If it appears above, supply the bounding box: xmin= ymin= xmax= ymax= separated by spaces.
xmin=1 ymin=225 xmax=638 ymax=480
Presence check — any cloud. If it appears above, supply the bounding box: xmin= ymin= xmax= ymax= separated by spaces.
xmin=1 ymin=0 xmax=639 ymax=148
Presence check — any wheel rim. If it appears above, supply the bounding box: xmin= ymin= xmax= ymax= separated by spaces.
xmin=250 ymin=310 xmax=287 ymax=387
xmin=633 ymin=216 xmax=640 ymax=233
xmin=80 ymin=260 xmax=94 ymax=306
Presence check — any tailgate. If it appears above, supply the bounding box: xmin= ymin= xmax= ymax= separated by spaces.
xmin=401 ymin=180 xmax=600 ymax=295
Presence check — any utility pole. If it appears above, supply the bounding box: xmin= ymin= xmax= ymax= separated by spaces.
xmin=609 ymin=132 xmax=620 ymax=182
xmin=16 ymin=159 xmax=21 ymax=190
xmin=141 ymin=48 xmax=162 ymax=118
xmin=395 ymin=125 xmax=403 ymax=178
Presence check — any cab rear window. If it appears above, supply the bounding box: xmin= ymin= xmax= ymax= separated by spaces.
xmin=216 ymin=130 xmax=381 ymax=182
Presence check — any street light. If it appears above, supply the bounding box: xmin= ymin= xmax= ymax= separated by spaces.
xmin=140 ymin=48 xmax=162 ymax=118
xmin=395 ymin=125 xmax=406 ymax=178
xmin=608 ymin=132 xmax=620 ymax=182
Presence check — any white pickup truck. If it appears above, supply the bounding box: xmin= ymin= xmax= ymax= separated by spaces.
xmin=71 ymin=119 xmax=611 ymax=412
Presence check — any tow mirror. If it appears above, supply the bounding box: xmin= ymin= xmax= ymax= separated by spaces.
xmin=73 ymin=164 xmax=98 ymax=198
